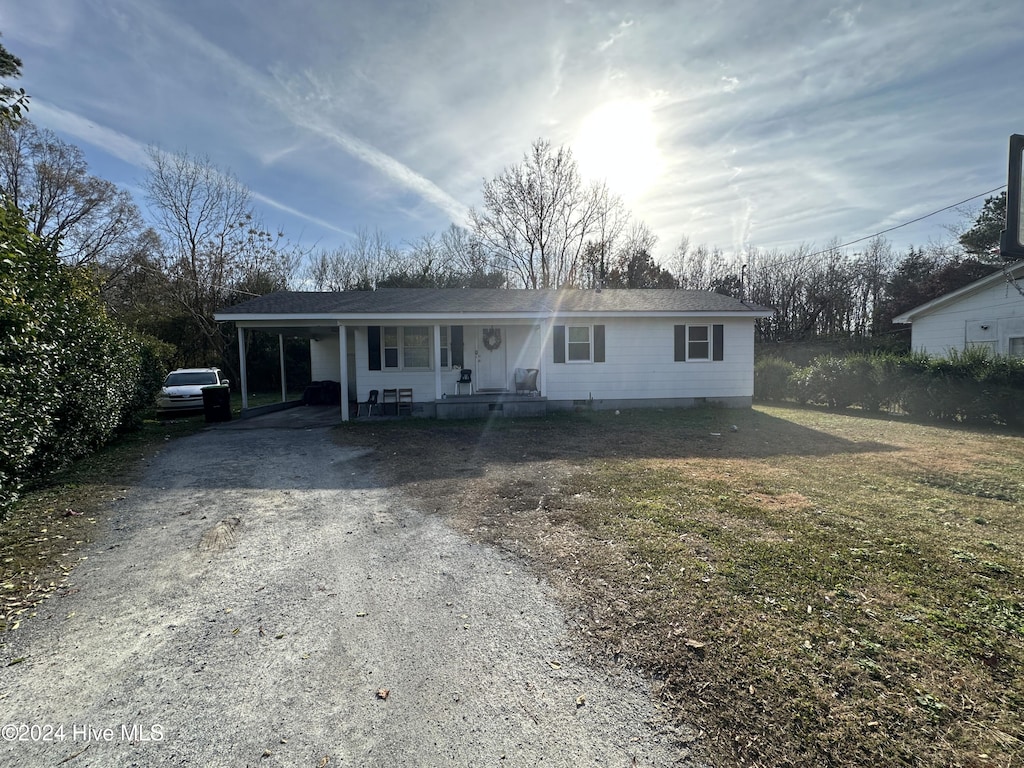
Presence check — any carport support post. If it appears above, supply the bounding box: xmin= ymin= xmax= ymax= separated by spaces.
xmin=338 ymin=324 xmax=350 ymax=422
xmin=279 ymin=334 xmax=287 ymax=403
xmin=237 ymin=326 xmax=249 ymax=411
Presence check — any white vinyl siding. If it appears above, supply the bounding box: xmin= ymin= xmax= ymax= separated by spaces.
xmin=906 ymin=280 xmax=1024 ymax=358
xmin=544 ymin=317 xmax=753 ymax=401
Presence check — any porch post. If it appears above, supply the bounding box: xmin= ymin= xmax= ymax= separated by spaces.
xmin=433 ymin=324 xmax=443 ymax=400
xmin=237 ymin=325 xmax=249 ymax=410
xmin=338 ymin=324 xmax=350 ymax=422
xmin=540 ymin=321 xmax=550 ymax=397
xmin=279 ymin=334 xmax=287 ymax=403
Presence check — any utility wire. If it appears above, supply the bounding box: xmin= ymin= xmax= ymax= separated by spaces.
xmin=746 ymin=184 xmax=1007 ymax=269
xmin=803 ymin=184 xmax=1007 ymax=259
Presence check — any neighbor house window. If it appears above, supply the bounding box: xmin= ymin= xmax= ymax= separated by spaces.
xmin=1010 ymin=337 xmax=1024 ymax=358
xmin=378 ymin=326 xmax=431 ymax=370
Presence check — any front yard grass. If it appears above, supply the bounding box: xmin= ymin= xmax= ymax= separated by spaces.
xmin=343 ymin=405 xmax=1024 ymax=768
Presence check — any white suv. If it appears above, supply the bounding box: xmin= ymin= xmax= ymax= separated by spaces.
xmin=156 ymin=368 xmax=230 ymax=415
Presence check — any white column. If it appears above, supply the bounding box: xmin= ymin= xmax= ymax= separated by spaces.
xmin=338 ymin=325 xmax=350 ymax=421
xmin=540 ymin=321 xmax=550 ymax=397
xmin=279 ymin=334 xmax=287 ymax=403
xmin=433 ymin=324 xmax=443 ymax=400
xmin=237 ymin=326 xmax=249 ymax=411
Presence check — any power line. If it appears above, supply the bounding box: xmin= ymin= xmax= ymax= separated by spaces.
xmin=801 ymin=184 xmax=1007 ymax=260
xmin=743 ymin=184 xmax=1008 ymax=271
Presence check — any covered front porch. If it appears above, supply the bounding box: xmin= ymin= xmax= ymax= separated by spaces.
xmin=232 ymin=319 xmax=550 ymax=421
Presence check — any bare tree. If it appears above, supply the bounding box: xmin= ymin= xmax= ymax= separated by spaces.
xmin=0 ymin=121 xmax=148 ymax=278
xmin=144 ymin=147 xmax=299 ymax=364
xmin=470 ymin=139 xmax=619 ymax=288
xmin=672 ymin=239 xmax=738 ymax=292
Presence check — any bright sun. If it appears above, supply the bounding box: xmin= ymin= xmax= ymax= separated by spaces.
xmin=573 ymin=100 xmax=661 ymax=201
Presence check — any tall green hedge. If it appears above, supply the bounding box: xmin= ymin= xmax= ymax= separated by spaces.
xmin=0 ymin=203 xmax=163 ymax=518
xmin=755 ymin=349 xmax=1024 ymax=427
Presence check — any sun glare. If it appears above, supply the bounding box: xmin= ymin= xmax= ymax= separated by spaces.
xmin=573 ymin=100 xmax=661 ymax=200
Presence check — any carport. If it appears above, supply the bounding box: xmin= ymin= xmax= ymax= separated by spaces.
xmin=228 ymin=320 xmax=352 ymax=420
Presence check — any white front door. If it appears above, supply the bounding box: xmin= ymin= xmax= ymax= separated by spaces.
xmin=475 ymin=326 xmax=507 ymax=391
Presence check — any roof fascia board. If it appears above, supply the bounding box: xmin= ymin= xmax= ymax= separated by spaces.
xmin=217 ymin=309 xmax=774 ymax=325
xmin=892 ymin=260 xmax=1024 ymax=323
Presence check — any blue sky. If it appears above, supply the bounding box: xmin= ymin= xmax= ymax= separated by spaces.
xmin=2 ymin=0 xmax=1020 ymax=264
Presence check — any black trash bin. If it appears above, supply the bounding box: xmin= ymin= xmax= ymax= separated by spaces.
xmin=202 ymin=385 xmax=232 ymax=423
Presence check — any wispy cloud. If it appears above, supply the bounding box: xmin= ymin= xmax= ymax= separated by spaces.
xmin=32 ymin=100 xmax=356 ymax=238
xmin=5 ymin=0 xmax=1019 ymax=260
xmin=597 ymin=19 xmax=633 ymax=52
xmin=31 ymin=101 xmax=150 ymax=167
xmin=121 ymin=0 xmax=471 ymax=226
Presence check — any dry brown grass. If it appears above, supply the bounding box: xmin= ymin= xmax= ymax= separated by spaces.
xmin=341 ymin=405 xmax=1024 ymax=768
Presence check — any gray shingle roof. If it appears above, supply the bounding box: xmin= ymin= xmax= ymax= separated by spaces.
xmin=217 ymin=288 xmax=772 ymax=318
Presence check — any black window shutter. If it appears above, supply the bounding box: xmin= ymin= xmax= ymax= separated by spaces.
xmin=712 ymin=324 xmax=724 ymax=361
xmin=553 ymin=325 xmax=566 ymax=363
xmin=593 ymin=325 xmax=605 ymax=362
xmin=451 ymin=325 xmax=464 ymax=368
xmin=674 ymin=325 xmax=686 ymax=361
xmin=368 ymin=326 xmax=381 ymax=370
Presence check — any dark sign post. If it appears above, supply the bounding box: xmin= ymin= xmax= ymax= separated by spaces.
xmin=1000 ymin=134 xmax=1024 ymax=260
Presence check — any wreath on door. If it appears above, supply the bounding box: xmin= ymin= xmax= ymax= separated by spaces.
xmin=482 ymin=327 xmax=502 ymax=351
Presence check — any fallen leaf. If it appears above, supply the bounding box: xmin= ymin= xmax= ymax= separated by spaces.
xmin=355 ymin=611 xmax=368 ymax=617
xmin=547 ymin=660 xmax=562 ymax=669
xmin=376 ymin=688 xmax=390 ymax=700
xmin=575 ymin=694 xmax=586 ymax=708
xmin=684 ymin=638 xmax=706 ymax=649
xmin=318 ymin=757 xmax=330 ymax=768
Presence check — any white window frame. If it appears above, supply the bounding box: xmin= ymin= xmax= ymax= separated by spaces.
xmin=687 ymin=325 xmax=711 ymax=361
xmin=1009 ymin=336 xmax=1024 ymax=358
xmin=566 ymin=325 xmax=593 ymax=363
xmin=382 ymin=325 xmax=433 ymax=371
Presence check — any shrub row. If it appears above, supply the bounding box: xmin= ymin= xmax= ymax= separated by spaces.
xmin=1 ymin=204 xmax=164 ymax=518
xmin=755 ymin=349 xmax=1024 ymax=427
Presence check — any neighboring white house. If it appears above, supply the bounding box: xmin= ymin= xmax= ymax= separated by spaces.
xmin=893 ymin=260 xmax=1024 ymax=358
xmin=214 ymin=288 xmax=773 ymax=420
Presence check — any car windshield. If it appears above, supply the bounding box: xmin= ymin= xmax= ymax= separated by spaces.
xmin=164 ymin=372 xmax=218 ymax=387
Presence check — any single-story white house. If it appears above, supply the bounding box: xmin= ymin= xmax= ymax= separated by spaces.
xmin=893 ymin=260 xmax=1024 ymax=358
xmin=214 ymin=288 xmax=773 ymax=420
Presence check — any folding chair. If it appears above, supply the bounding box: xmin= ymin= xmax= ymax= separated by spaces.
xmin=382 ymin=388 xmax=398 ymax=416
xmin=397 ymin=388 xmax=413 ymax=416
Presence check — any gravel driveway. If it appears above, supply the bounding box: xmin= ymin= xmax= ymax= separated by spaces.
xmin=0 ymin=410 xmax=683 ymax=767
